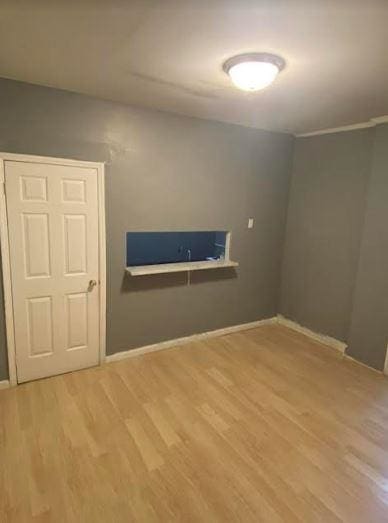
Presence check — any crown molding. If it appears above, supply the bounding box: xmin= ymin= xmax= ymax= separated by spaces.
xmin=370 ymin=115 xmax=388 ymax=124
xmin=296 ymin=115 xmax=388 ymax=138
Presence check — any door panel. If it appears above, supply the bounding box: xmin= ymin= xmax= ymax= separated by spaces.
xmin=27 ymin=296 xmax=54 ymax=357
xmin=62 ymin=179 xmax=86 ymax=203
xmin=5 ymin=160 xmax=100 ymax=383
xmin=65 ymin=292 xmax=88 ymax=351
xmin=63 ymin=214 xmax=87 ymax=274
xmin=22 ymin=213 xmax=51 ymax=278
xmin=21 ymin=176 xmax=48 ymax=202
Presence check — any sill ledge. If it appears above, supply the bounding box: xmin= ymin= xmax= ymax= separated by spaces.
xmin=126 ymin=259 xmax=239 ymax=276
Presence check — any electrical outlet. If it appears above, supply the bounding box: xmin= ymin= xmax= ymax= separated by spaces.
xmin=248 ymin=218 xmax=254 ymax=229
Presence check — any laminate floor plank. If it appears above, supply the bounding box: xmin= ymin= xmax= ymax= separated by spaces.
xmin=1 ymin=324 xmax=388 ymax=522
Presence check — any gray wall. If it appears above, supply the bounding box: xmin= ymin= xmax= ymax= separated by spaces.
xmin=280 ymin=129 xmax=374 ymax=342
xmin=281 ymin=124 xmax=388 ymax=371
xmin=347 ymin=124 xmax=388 ymax=369
xmin=0 ymin=78 xmax=294 ymax=380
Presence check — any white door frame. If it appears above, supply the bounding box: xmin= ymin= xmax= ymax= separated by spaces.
xmin=0 ymin=152 xmax=106 ymax=386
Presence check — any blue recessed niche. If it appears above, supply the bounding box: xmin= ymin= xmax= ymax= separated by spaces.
xmin=126 ymin=231 xmax=227 ymax=267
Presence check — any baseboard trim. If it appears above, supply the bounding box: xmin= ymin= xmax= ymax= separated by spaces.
xmin=106 ymin=317 xmax=277 ymax=363
xmin=344 ymin=354 xmax=382 ymax=375
xmin=277 ymin=315 xmax=347 ymax=354
xmin=0 ymin=379 xmax=10 ymax=390
xmin=105 ymin=314 xmax=383 ymax=376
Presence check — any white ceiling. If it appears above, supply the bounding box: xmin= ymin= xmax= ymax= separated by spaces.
xmin=0 ymin=0 xmax=387 ymax=134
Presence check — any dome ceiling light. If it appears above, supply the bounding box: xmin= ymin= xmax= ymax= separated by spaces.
xmin=223 ymin=53 xmax=285 ymax=92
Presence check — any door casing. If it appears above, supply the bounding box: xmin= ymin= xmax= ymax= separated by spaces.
xmin=0 ymin=152 xmax=106 ymax=386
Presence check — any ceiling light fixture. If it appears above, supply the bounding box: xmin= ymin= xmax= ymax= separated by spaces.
xmin=223 ymin=53 xmax=285 ymax=92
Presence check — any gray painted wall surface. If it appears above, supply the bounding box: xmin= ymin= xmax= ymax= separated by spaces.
xmin=0 ymin=78 xmax=293 ymax=380
xmin=347 ymin=124 xmax=388 ymax=369
xmin=280 ymin=129 xmax=374 ymax=342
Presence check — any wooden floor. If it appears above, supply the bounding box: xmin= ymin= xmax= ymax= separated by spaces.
xmin=2 ymin=324 xmax=388 ymax=522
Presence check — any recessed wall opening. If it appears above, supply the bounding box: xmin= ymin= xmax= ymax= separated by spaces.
xmin=125 ymin=231 xmax=238 ymax=276
xmin=126 ymin=231 xmax=228 ymax=266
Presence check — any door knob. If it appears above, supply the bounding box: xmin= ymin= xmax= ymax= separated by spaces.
xmin=88 ymin=279 xmax=97 ymax=291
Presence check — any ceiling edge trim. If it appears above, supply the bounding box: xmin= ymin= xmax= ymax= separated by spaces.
xmin=296 ymin=115 xmax=388 ymax=138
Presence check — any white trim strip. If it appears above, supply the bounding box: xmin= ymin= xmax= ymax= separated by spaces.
xmin=0 ymin=151 xmax=104 ymax=169
xmin=0 ymin=159 xmax=18 ymax=386
xmin=0 ymin=380 xmax=10 ymax=390
xmin=277 ymin=315 xmax=347 ymax=353
xmin=296 ymin=115 xmax=388 ymax=138
xmin=384 ymin=344 xmax=388 ymax=376
xmin=345 ymin=353 xmax=382 ymax=375
xmin=97 ymin=163 xmax=107 ymax=365
xmin=106 ymin=317 xmax=277 ymax=363
xmin=278 ymin=315 xmax=386 ymax=374
xmin=370 ymin=116 xmax=388 ymax=124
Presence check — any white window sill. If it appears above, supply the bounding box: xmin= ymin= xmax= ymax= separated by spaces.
xmin=126 ymin=259 xmax=239 ymax=276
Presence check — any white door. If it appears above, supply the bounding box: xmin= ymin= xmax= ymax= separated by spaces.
xmin=5 ymin=160 xmax=101 ymax=383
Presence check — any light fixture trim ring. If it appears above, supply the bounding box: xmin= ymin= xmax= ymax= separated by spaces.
xmin=222 ymin=53 xmax=286 ymax=75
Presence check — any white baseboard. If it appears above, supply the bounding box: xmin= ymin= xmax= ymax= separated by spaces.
xmin=107 ymin=314 xmax=385 ymax=377
xmin=277 ymin=315 xmax=387 ymax=375
xmin=106 ymin=317 xmax=277 ymax=363
xmin=344 ymin=354 xmax=382 ymax=375
xmin=277 ymin=315 xmax=347 ymax=354
xmin=0 ymin=379 xmax=10 ymax=390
